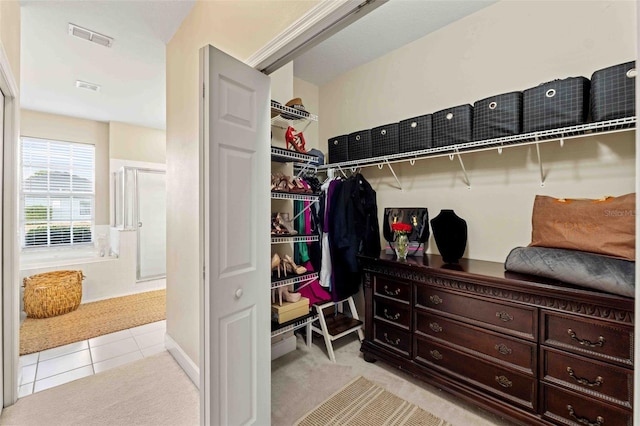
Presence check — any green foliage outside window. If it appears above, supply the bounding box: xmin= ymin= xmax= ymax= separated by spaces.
xmin=24 ymin=225 xmax=92 ymax=246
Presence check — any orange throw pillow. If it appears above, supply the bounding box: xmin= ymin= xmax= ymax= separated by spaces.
xmin=530 ymin=193 xmax=636 ymax=260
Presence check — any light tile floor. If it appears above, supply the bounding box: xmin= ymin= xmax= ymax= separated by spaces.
xmin=18 ymin=320 xmax=166 ymax=398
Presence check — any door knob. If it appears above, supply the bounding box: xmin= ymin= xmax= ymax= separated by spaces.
xmin=235 ymin=288 xmax=243 ymax=299
xmin=138 ymin=222 xmax=143 ymax=227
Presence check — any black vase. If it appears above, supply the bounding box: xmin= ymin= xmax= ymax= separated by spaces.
xmin=430 ymin=209 xmax=467 ymax=264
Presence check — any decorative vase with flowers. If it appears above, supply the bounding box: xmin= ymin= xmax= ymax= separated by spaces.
xmin=391 ymin=222 xmax=412 ymax=261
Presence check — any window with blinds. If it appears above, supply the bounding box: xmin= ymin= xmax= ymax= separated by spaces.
xmin=20 ymin=137 xmax=95 ymax=248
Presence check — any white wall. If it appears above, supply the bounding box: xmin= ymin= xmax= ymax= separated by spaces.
xmin=319 ymin=0 xmax=637 ymax=263
xmin=109 ymin=121 xmax=166 ymax=164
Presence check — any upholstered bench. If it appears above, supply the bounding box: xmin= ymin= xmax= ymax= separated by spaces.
xmin=23 ymin=270 xmax=84 ymax=318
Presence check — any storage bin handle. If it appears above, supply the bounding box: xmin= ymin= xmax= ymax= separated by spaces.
xmin=489 ymin=101 xmax=497 ymax=110
xmin=626 ymin=68 xmax=637 ymax=78
xmin=380 ymin=129 xmax=386 ymax=136
xmin=545 ymin=89 xmax=556 ymax=98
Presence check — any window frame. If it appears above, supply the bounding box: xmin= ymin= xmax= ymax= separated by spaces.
xmin=19 ymin=136 xmax=96 ymax=250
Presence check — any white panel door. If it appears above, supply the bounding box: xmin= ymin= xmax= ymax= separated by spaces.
xmin=199 ymin=45 xmax=270 ymax=426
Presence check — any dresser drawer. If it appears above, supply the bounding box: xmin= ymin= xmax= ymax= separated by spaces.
xmin=373 ymin=321 xmax=411 ymax=357
xmin=541 ymin=383 xmax=632 ymax=426
xmin=416 ymin=287 xmax=536 ymax=340
xmin=414 ymin=337 xmax=536 ymax=412
xmin=374 ymin=276 xmax=410 ymax=302
xmin=415 ymin=310 xmax=536 ymax=374
xmin=374 ymin=296 xmax=410 ymax=329
xmin=541 ymin=311 xmax=633 ymax=368
xmin=541 ymin=347 xmax=633 ymax=408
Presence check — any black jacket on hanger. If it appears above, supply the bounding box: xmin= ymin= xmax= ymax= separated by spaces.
xmin=329 ymin=173 xmax=381 ymax=301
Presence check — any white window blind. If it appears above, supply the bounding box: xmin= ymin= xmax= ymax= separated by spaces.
xmin=20 ymin=137 xmax=95 ymax=248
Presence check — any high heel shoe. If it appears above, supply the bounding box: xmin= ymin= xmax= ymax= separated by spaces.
xmin=283 ymin=254 xmax=307 ymax=275
xmin=273 ymin=285 xmax=302 ymax=306
xmin=271 ymin=253 xmax=282 ymax=278
xmin=285 ymin=126 xmax=307 ymax=154
xmin=273 ymin=213 xmax=298 ymax=236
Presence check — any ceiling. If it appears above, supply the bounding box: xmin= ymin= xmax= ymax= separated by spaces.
xmin=20 ymin=0 xmax=195 ymax=130
xmin=20 ymin=0 xmax=496 ymax=131
xmin=293 ymin=0 xmax=497 ymax=86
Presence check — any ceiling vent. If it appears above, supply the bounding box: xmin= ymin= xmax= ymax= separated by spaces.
xmin=68 ymin=23 xmax=113 ymax=48
xmin=75 ymin=80 xmax=101 ymax=92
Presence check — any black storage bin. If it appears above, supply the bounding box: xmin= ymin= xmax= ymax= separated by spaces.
xmin=472 ymin=92 xmax=522 ymax=141
xmin=371 ymin=123 xmax=399 ymax=157
xmin=591 ymin=61 xmax=636 ymax=122
xmin=399 ymin=114 xmax=432 ymax=153
xmin=347 ymin=129 xmax=372 ymax=160
xmin=432 ymin=104 xmax=473 ymax=147
xmin=522 ymin=77 xmax=590 ymax=133
xmin=327 ymin=135 xmax=349 ymax=163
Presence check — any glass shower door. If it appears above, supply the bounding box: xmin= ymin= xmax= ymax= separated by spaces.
xmin=137 ymin=170 xmax=166 ymax=280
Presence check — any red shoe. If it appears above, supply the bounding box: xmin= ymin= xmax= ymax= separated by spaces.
xmin=285 ymin=126 xmax=307 ymax=154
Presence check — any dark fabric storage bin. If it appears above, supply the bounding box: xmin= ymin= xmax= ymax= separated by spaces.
xmin=591 ymin=61 xmax=636 ymax=122
xmin=432 ymin=104 xmax=473 ymax=147
xmin=522 ymin=77 xmax=590 ymax=133
xmin=472 ymin=92 xmax=522 ymax=141
xmin=347 ymin=129 xmax=372 ymax=160
xmin=371 ymin=123 xmax=399 ymax=157
xmin=399 ymin=114 xmax=432 ymax=153
xmin=327 ymin=135 xmax=349 ymax=163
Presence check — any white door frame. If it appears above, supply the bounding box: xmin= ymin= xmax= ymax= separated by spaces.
xmin=198 ymin=1 xmax=385 ymax=424
xmin=0 ymin=40 xmax=20 ymax=408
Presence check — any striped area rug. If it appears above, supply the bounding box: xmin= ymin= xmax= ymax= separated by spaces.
xmin=295 ymin=376 xmax=452 ymax=426
xmin=20 ymin=289 xmax=166 ymax=355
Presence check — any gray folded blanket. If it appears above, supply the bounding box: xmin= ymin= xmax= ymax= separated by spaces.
xmin=504 ymin=246 xmax=635 ymax=298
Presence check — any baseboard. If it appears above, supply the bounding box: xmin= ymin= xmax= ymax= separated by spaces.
xmin=165 ymin=334 xmax=200 ymax=389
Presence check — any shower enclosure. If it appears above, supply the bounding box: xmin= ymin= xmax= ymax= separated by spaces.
xmin=113 ymin=167 xmax=166 ymax=281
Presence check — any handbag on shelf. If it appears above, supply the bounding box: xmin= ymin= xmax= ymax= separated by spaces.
xmin=382 ymin=208 xmax=429 ymax=256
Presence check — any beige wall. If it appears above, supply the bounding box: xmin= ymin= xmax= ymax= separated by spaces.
xmin=166 ymin=0 xmax=318 ymax=366
xmin=0 ymin=0 xmax=20 ymax=86
xmin=109 ymin=121 xmax=166 ymax=164
xmin=293 ymin=77 xmax=320 ymax=152
xmin=20 ymin=110 xmax=110 ymax=225
xmin=319 ymin=0 xmax=637 ymax=263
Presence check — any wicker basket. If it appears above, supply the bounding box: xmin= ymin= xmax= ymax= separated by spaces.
xmin=23 ymin=270 xmax=83 ymax=319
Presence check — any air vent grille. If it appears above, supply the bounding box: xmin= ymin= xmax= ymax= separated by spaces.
xmin=75 ymin=80 xmax=101 ymax=92
xmin=68 ymin=23 xmax=113 ymax=48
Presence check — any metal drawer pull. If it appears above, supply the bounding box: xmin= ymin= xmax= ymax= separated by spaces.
xmin=429 ymin=295 xmax=443 ymax=305
xmin=383 ymin=309 xmax=400 ymax=321
xmin=429 ymin=322 xmax=443 ymax=333
xmin=567 ymin=367 xmax=604 ymax=387
xmin=567 ymin=405 xmax=604 ymax=426
xmin=430 ymin=350 xmax=443 ymax=360
xmin=495 ymin=343 xmax=512 ymax=355
xmin=383 ymin=285 xmax=400 ymax=296
xmin=495 ymin=375 xmax=512 ymax=388
xmin=496 ymin=311 xmax=513 ymax=322
xmin=567 ymin=329 xmax=605 ymax=348
xmin=383 ymin=333 xmax=400 ymax=346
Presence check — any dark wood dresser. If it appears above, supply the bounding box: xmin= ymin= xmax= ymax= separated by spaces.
xmin=359 ymin=254 xmax=634 ymax=426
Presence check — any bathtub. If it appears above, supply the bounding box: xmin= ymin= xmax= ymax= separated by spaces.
xmin=19 ymin=228 xmax=165 ymax=313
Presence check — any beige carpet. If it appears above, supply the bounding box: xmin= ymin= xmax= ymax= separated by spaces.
xmin=20 ymin=289 xmax=166 ymax=355
xmin=294 ymin=376 xmax=452 ymax=426
xmin=0 ymin=351 xmax=198 ymax=426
